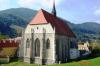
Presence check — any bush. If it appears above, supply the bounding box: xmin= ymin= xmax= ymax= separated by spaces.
xmin=92 ymin=46 xmax=100 ymax=57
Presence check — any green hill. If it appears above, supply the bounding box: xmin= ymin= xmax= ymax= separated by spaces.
xmin=0 ymin=8 xmax=37 ymax=38
xmin=0 ymin=8 xmax=100 ymax=39
xmin=0 ymin=8 xmax=37 ymax=22
xmin=64 ymin=21 xmax=100 ymax=40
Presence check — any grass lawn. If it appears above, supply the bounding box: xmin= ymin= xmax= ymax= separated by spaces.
xmin=2 ymin=57 xmax=100 ymax=66
xmin=2 ymin=61 xmax=37 ymax=66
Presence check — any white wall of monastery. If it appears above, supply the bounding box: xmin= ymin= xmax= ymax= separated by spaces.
xmin=23 ymin=23 xmax=56 ymax=64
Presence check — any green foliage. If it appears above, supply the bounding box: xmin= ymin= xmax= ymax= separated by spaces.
xmin=3 ymin=61 xmax=37 ymax=66
xmin=90 ymin=40 xmax=100 ymax=56
xmin=2 ymin=57 xmax=100 ymax=66
xmin=0 ymin=34 xmax=8 ymax=39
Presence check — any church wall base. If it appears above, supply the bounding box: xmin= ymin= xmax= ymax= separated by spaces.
xmin=24 ymin=57 xmax=30 ymax=63
xmin=24 ymin=57 xmax=55 ymax=65
xmin=42 ymin=59 xmax=55 ymax=65
xmin=34 ymin=57 xmax=42 ymax=64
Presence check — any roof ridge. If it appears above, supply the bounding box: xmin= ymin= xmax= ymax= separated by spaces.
xmin=29 ymin=9 xmax=76 ymax=37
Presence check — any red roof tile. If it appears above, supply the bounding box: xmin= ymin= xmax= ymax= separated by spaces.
xmin=0 ymin=40 xmax=19 ymax=47
xmin=30 ymin=9 xmax=76 ymax=37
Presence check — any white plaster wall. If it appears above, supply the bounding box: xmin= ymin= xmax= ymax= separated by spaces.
xmin=47 ymin=34 xmax=55 ymax=59
xmin=23 ymin=22 xmax=78 ymax=63
xmin=30 ymin=23 xmax=55 ymax=60
xmin=23 ymin=34 xmax=31 ymax=63
xmin=24 ymin=23 xmax=56 ymax=64
xmin=25 ymin=23 xmax=54 ymax=34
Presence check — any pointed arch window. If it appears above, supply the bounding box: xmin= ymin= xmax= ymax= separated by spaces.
xmin=35 ymin=38 xmax=40 ymax=57
xmin=26 ymin=38 xmax=30 ymax=48
xmin=46 ymin=39 xmax=50 ymax=49
xmin=25 ymin=38 xmax=30 ymax=56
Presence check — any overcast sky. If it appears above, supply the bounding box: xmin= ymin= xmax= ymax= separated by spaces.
xmin=0 ymin=0 xmax=100 ymax=24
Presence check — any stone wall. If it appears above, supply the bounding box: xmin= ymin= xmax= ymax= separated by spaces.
xmin=23 ymin=23 xmax=56 ymax=64
xmin=55 ymin=35 xmax=69 ymax=63
xmin=20 ymin=23 xmax=78 ymax=64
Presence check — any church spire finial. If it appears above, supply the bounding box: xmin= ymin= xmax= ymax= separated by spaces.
xmin=52 ymin=0 xmax=56 ymax=17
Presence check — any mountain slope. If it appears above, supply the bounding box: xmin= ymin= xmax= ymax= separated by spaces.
xmin=0 ymin=8 xmax=100 ymax=39
xmin=0 ymin=8 xmax=37 ymax=38
xmin=65 ymin=22 xmax=100 ymax=39
xmin=0 ymin=21 xmax=17 ymax=38
xmin=0 ymin=8 xmax=37 ymax=22
xmin=77 ymin=22 xmax=100 ymax=34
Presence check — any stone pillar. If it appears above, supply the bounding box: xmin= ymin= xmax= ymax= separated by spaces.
xmin=42 ymin=28 xmax=46 ymax=65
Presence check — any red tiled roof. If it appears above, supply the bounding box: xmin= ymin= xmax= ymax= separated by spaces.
xmin=30 ymin=9 xmax=76 ymax=37
xmin=0 ymin=40 xmax=19 ymax=47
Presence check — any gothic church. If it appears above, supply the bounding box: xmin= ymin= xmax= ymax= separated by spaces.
xmin=19 ymin=1 xmax=79 ymax=64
